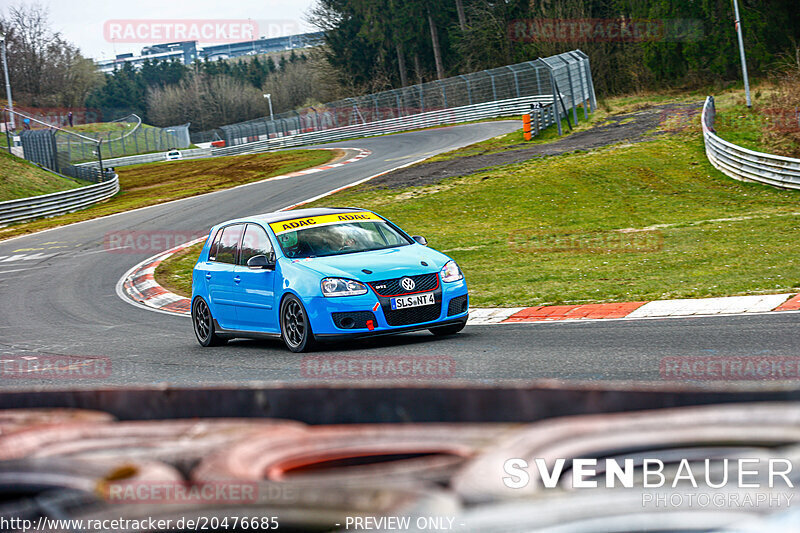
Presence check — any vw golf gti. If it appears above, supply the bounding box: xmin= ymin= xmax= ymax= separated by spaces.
xmin=191 ymin=207 xmax=469 ymax=352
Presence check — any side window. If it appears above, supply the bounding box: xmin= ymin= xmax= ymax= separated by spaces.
xmin=208 ymin=229 xmax=223 ymax=261
xmin=215 ymin=224 xmax=244 ymax=264
xmin=239 ymin=224 xmax=273 ymax=266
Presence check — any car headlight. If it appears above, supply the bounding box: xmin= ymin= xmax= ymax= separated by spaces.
xmin=321 ymin=278 xmax=368 ymax=297
xmin=440 ymin=260 xmax=463 ymax=283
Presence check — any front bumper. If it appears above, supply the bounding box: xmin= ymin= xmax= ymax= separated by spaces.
xmin=304 ymin=278 xmax=469 ymax=338
xmin=314 ymin=316 xmax=469 ymax=342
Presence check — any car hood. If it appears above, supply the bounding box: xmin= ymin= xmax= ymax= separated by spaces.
xmin=284 ymin=245 xmax=451 ymax=281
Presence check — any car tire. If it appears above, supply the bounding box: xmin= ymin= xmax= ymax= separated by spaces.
xmin=429 ymin=321 xmax=466 ymax=337
xmin=280 ymin=294 xmax=316 ymax=353
xmin=192 ymin=297 xmax=227 ymax=347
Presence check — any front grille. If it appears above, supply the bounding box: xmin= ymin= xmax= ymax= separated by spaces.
xmin=369 ymin=273 xmax=439 ymax=297
xmin=384 ymin=302 xmax=442 ymax=326
xmin=447 ymin=295 xmax=468 ymax=316
xmin=332 ymin=311 xmax=376 ymax=329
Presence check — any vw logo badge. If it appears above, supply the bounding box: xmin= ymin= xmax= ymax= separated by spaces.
xmin=400 ymin=277 xmax=416 ymax=291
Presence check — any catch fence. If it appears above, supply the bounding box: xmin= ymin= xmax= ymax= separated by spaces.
xmin=193 ymin=49 xmax=596 ymax=155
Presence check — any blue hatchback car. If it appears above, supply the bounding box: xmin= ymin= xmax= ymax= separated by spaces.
xmin=191 ymin=207 xmax=469 ymax=352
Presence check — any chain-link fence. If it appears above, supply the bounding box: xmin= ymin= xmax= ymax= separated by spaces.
xmin=193 ymin=50 xmax=595 ymax=150
xmin=3 ymin=108 xmax=193 ymax=183
xmin=3 ymin=108 xmax=113 ymax=183
xmin=56 ymin=117 xmax=192 ymax=163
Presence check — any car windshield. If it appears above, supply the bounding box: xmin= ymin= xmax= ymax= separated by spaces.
xmin=276 ymin=220 xmax=412 ymax=258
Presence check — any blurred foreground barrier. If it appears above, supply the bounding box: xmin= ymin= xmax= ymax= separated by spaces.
xmin=0 ymin=404 xmax=798 ymax=532
xmin=0 ymin=457 xmax=182 ymax=524
xmin=0 ymin=408 xmax=113 ymax=434
xmin=193 ymin=424 xmax=520 ymax=487
xmin=452 ymin=403 xmax=800 ymax=503
xmin=0 ymin=418 xmax=306 ymax=473
xmin=3 ymin=382 xmax=799 ymax=422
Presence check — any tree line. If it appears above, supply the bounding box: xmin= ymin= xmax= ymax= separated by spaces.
xmin=309 ymin=0 xmax=800 ymax=95
xmin=85 ymin=51 xmax=311 ymax=130
xmin=4 ymin=1 xmax=800 ymax=133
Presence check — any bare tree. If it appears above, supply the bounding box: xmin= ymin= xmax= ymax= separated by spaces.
xmin=0 ymin=3 xmax=102 ymax=107
xmin=147 ymin=73 xmax=264 ymax=130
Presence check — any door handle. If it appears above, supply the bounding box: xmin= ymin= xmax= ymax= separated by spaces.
xmin=205 ymin=273 xmax=212 ymax=280
xmin=234 ymin=276 xmax=241 ymax=283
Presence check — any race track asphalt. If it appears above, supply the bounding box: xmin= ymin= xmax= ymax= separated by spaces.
xmin=0 ymin=120 xmax=798 ymax=390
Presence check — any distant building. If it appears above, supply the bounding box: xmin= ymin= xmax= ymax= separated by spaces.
xmin=200 ymin=32 xmax=323 ymax=61
xmin=142 ymin=41 xmax=198 ymax=64
xmin=94 ymin=32 xmax=323 ymax=73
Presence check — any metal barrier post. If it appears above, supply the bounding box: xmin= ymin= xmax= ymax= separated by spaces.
xmin=569 ymin=51 xmax=591 ymax=116
xmin=489 ymin=71 xmax=497 ymax=101
xmin=96 ymin=141 xmax=104 ymax=179
xmin=544 ymin=62 xmax=562 ymax=136
xmin=560 ymin=57 xmax=579 ymax=125
xmin=459 ymin=75 xmax=472 ymax=105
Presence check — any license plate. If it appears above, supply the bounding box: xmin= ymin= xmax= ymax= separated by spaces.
xmin=390 ymin=292 xmax=435 ymax=310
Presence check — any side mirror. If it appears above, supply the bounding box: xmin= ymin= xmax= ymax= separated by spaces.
xmin=412 ymin=235 xmax=428 ymax=246
xmin=247 ymin=254 xmax=275 ymax=270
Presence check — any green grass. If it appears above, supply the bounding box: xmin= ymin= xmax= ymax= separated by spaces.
xmin=422 ymin=110 xmax=597 ymax=164
xmin=711 ymin=102 xmax=772 ymax=152
xmin=0 ymin=150 xmax=88 ymax=202
xmin=708 ymin=89 xmax=800 ymax=156
xmin=68 ymin=121 xmax=137 ymax=133
xmin=296 ymin=111 xmax=800 ymax=307
xmin=156 ymin=241 xmax=204 ymax=296
xmin=0 ymin=149 xmax=338 ymax=241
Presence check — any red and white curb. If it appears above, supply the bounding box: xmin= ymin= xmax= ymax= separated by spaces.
xmin=115 ymin=237 xmax=207 ymax=317
xmin=278 ymin=148 xmax=371 ymax=177
xmin=118 ymin=238 xmax=800 ymax=322
xmin=468 ymin=294 xmax=800 ymax=324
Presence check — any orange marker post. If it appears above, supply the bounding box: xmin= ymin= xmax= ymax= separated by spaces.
xmin=522 ymin=113 xmax=532 ymax=141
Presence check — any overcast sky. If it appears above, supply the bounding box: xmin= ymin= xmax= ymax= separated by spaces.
xmin=5 ymin=0 xmax=319 ymax=60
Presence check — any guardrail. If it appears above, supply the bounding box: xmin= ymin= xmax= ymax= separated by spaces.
xmin=76 ymin=147 xmax=212 ymax=169
xmin=702 ymin=96 xmax=800 ymax=190
xmin=0 ymin=175 xmax=119 ymax=226
xmin=213 ymin=95 xmax=559 ymax=157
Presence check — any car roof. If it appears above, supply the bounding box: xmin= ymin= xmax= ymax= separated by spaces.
xmin=248 ymin=207 xmax=367 ymax=224
xmin=213 ymin=207 xmax=370 ymax=229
